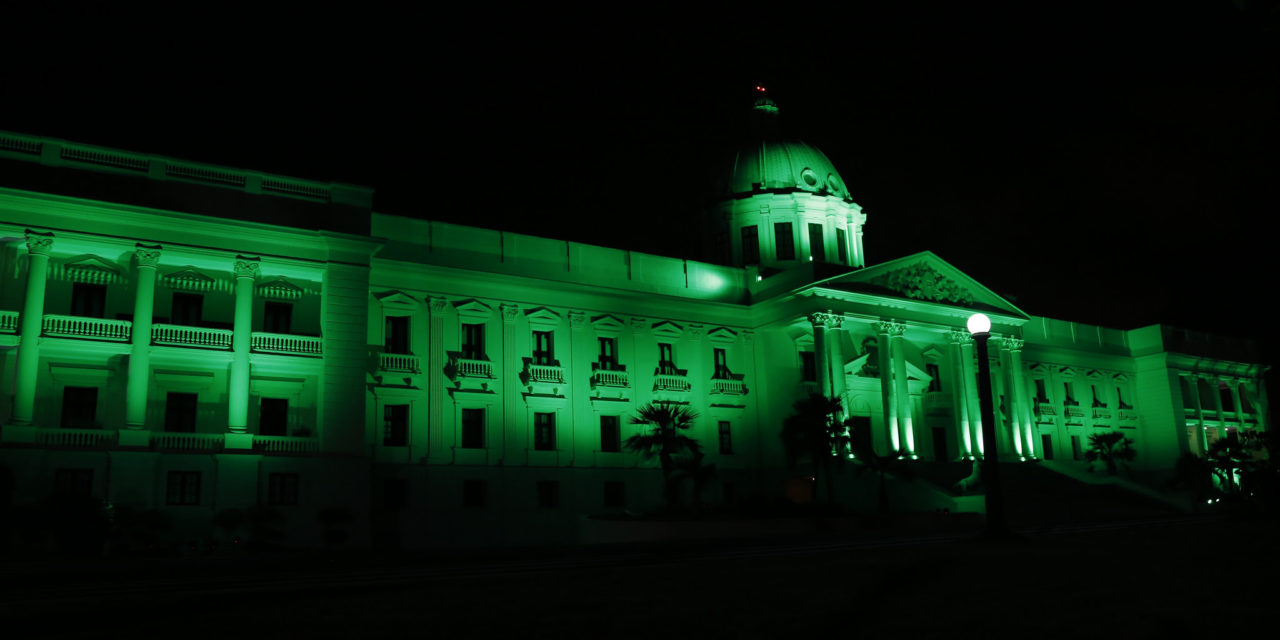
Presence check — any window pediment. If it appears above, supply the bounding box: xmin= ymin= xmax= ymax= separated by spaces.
xmin=454 ymin=298 xmax=492 ymax=320
xmin=525 ymin=306 xmax=561 ymax=328
xmin=161 ymin=266 xmax=218 ymax=293
xmin=258 ymin=278 xmax=304 ymax=302
xmin=1084 ymin=369 xmax=1106 ymax=380
xmin=707 ymin=327 xmax=737 ymax=344
xmin=57 ymin=255 xmax=122 ymax=285
xmin=1112 ymin=372 xmax=1130 ymax=382
xmin=377 ymin=290 xmax=419 ymax=310
xmin=651 ymin=321 xmax=683 ymax=340
xmin=591 ymin=314 xmax=626 ymax=335
xmin=1057 ymin=366 xmax=1078 ymax=378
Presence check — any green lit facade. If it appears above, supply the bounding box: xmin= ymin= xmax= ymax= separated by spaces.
xmin=0 ymin=121 xmax=1268 ymax=547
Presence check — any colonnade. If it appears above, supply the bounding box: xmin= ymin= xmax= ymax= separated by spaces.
xmin=1179 ymin=372 xmax=1263 ymax=455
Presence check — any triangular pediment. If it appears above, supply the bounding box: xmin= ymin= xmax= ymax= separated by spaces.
xmin=161 ymin=266 xmax=217 ymax=292
xmin=651 ymin=321 xmax=683 ymax=340
xmin=377 ymin=290 xmax=419 ymax=309
xmin=453 ymin=298 xmax=492 ymax=319
xmin=258 ymin=278 xmax=304 ymax=301
xmin=812 ymin=252 xmax=1028 ymax=320
xmin=707 ymin=327 xmax=738 ymax=344
xmin=591 ymin=314 xmax=626 ymax=334
xmin=525 ymin=306 xmax=561 ymax=327
xmin=57 ymin=255 xmax=122 ymax=285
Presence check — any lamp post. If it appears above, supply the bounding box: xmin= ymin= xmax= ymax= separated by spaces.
xmin=967 ymin=313 xmax=1008 ymax=537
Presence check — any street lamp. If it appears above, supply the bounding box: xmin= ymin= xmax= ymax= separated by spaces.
xmin=968 ymin=313 xmax=1009 ymax=537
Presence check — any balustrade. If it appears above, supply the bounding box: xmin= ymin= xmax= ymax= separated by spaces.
xmin=37 ymin=428 xmax=115 ymax=448
xmin=710 ymin=378 xmax=748 ymax=395
xmin=43 ymin=315 xmax=130 ymax=341
xmin=454 ymin=358 xmax=494 ymax=378
xmin=591 ymin=368 xmax=630 ymax=388
xmin=527 ymin=363 xmax=566 ymax=384
xmin=153 ymin=432 xmax=224 ymax=452
xmin=251 ymin=332 xmax=322 ymax=356
xmin=379 ymin=352 xmax=421 ymax=373
xmin=653 ymin=373 xmax=691 ymax=392
xmin=0 ymin=310 xmax=18 ymax=333
xmin=253 ymin=435 xmax=319 ymax=454
xmin=153 ymin=324 xmax=233 ymax=349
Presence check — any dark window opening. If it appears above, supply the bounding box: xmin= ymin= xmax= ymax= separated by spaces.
xmin=532 ymin=330 xmax=554 ymax=365
xmin=718 ymin=421 xmax=733 ymax=455
xmin=259 ymin=398 xmax=288 ymax=436
xmin=164 ymin=392 xmax=198 ymax=433
xmin=462 ymin=322 xmax=484 ymax=360
xmin=61 ymin=386 xmax=98 ymax=429
xmin=597 ymin=337 xmax=618 ymax=370
xmin=1041 ymin=434 xmax=1055 ymax=460
xmin=775 ymin=222 xmax=795 ymax=260
xmin=600 ymin=415 xmax=621 ymax=453
xmin=170 ymin=292 xmax=203 ymax=326
xmin=836 ymin=227 xmax=848 ymax=264
xmin=1092 ymin=385 xmax=1108 ymax=408
xmin=808 ymin=223 xmax=825 ymax=262
xmin=166 ymin=471 xmax=201 ymax=506
xmin=1070 ymin=435 xmax=1083 ymax=461
xmin=1220 ymin=385 xmax=1236 ymax=412
xmin=384 ymin=316 xmax=410 ymax=354
xmin=383 ymin=404 xmax=409 ymax=447
xmin=534 ymin=412 xmax=556 ymax=451
xmin=461 ymin=408 xmax=485 ymax=449
xmin=71 ymin=283 xmax=107 ymax=318
xmin=713 ymin=348 xmax=729 ymax=379
xmin=537 ymin=481 xmax=559 ymax=508
xmin=55 ymin=468 xmax=93 ymax=497
xmin=1117 ymin=387 xmax=1133 ymax=410
xmin=1063 ymin=383 xmax=1078 ymax=406
xmin=264 ymin=301 xmax=292 ymax=334
xmin=1035 ymin=379 xmax=1049 ymax=403
xmin=926 ymin=363 xmax=942 ymax=392
xmin=741 ymin=225 xmax=760 ymax=265
xmin=268 ymin=473 xmax=299 ymax=506
xmin=800 ymin=351 xmax=817 ymax=383
xmin=658 ymin=342 xmax=676 ymax=375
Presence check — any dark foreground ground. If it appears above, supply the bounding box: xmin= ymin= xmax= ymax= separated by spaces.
xmin=2 ymin=513 xmax=1277 ymax=639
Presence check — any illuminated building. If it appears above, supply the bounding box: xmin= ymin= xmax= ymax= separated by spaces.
xmin=0 ymin=98 xmax=1267 ymax=547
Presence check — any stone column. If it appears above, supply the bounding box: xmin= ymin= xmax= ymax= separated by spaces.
xmin=12 ymin=231 xmax=53 ymax=425
xmin=568 ymin=311 xmax=589 ymax=467
xmin=1007 ymin=337 xmax=1034 ymax=459
xmin=809 ymin=313 xmax=830 ymax=398
xmin=874 ymin=321 xmax=899 ymax=453
xmin=827 ymin=315 xmax=846 ymax=409
xmin=227 ymin=256 xmax=259 ymax=434
xmin=125 ymin=244 xmax=161 ymax=428
xmin=1184 ymin=373 xmax=1206 ymax=456
xmin=1230 ymin=380 xmax=1245 ymax=427
xmin=427 ymin=297 xmax=447 ymax=460
xmin=501 ymin=303 xmax=521 ymax=463
xmin=997 ymin=339 xmax=1024 ymax=458
xmin=947 ymin=330 xmax=973 ymax=458
xmin=890 ymin=323 xmax=913 ymax=457
xmin=1210 ymin=377 xmax=1225 ymax=439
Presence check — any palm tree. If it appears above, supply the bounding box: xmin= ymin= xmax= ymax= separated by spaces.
xmin=781 ymin=394 xmax=850 ymax=504
xmin=1084 ymin=431 xmax=1136 ymax=475
xmin=625 ymin=402 xmax=700 ymax=509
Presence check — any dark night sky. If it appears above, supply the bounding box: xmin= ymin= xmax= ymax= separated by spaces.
xmin=3 ymin=3 xmax=1277 ymax=352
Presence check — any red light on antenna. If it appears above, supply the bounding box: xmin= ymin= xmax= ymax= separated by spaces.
xmin=756 ymin=85 xmax=766 ymax=92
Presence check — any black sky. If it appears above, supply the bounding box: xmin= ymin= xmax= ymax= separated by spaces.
xmin=3 ymin=2 xmax=1277 ymax=351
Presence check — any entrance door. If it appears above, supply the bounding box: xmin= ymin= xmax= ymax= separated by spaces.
xmin=932 ymin=426 xmax=948 ymax=461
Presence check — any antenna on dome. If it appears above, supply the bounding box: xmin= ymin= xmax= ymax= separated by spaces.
xmin=750 ymin=83 xmax=780 ymax=137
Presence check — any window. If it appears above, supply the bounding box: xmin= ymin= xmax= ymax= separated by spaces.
xmin=264 ymin=301 xmax=292 ymax=334
xmin=1034 ymin=379 xmax=1049 ymax=403
xmin=532 ymin=330 xmax=554 ymax=365
xmin=537 ymin=481 xmax=559 ymax=508
xmin=166 ymin=471 xmax=201 ymax=506
xmin=1070 ymin=435 xmax=1083 ymax=461
xmin=597 ymin=337 xmax=618 ymax=370
xmin=800 ymin=351 xmax=816 ymax=382
xmin=385 ymin=316 xmax=410 ymax=354
xmin=775 ymin=222 xmax=795 ymax=260
xmin=1063 ymin=382 xmax=1078 ymax=406
xmin=1117 ymin=386 xmax=1133 ymax=410
xmin=836 ymin=227 xmax=848 ymax=264
xmin=462 ymin=322 xmax=485 ymax=360
xmin=658 ymin=342 xmax=676 ymax=375
xmin=718 ymin=421 xmax=733 ymax=455
xmin=534 ymin=412 xmax=556 ymax=450
xmin=926 ymin=363 xmax=942 ymax=392
xmin=462 ymin=480 xmax=487 ymax=508
xmin=383 ymin=404 xmax=409 ymax=447
xmin=600 ymin=415 xmax=621 ymax=453
xmin=268 ymin=473 xmax=299 ymax=506
xmin=1219 ymin=383 xmax=1236 ymax=412
xmin=171 ymin=292 xmax=203 ymax=326
xmin=713 ymin=348 xmax=729 ymax=379
xmin=741 ymin=225 xmax=760 ymax=265
xmin=164 ymin=392 xmax=198 ymax=433
xmin=603 ymin=481 xmax=625 ymax=508
xmin=259 ymin=398 xmax=288 ymax=436
xmin=55 ymin=468 xmax=93 ymax=497
xmin=383 ymin=478 xmax=408 ymax=511
xmin=808 ymin=223 xmax=825 ymax=262
xmin=71 ymin=282 xmax=106 ymax=318
xmin=61 ymin=386 xmax=98 ymax=429
xmin=1091 ymin=385 xmax=1107 ymax=408
xmin=1041 ymin=435 xmax=1055 ymax=460
xmin=461 ymin=408 xmax=485 ymax=449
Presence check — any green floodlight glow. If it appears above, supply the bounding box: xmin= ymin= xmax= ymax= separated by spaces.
xmin=967 ymin=313 xmax=991 ymax=335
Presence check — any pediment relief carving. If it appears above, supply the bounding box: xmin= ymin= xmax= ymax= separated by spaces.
xmin=1057 ymin=366 xmax=1078 ymax=378
xmin=651 ymin=320 xmax=683 ymax=340
xmin=56 ymin=255 xmax=122 ymax=285
xmin=161 ymin=266 xmax=218 ymax=293
xmin=453 ymin=298 xmax=492 ymax=320
xmin=591 ymin=314 xmax=626 ymax=334
xmin=867 ymin=261 xmax=975 ymax=306
xmin=707 ymin=327 xmax=738 ymax=344
xmin=258 ymin=278 xmax=305 ymax=302
xmin=377 ymin=290 xmax=419 ymax=309
xmin=525 ymin=306 xmax=561 ymax=328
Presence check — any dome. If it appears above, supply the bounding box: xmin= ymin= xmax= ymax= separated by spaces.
xmin=722 ymin=138 xmax=852 ymax=201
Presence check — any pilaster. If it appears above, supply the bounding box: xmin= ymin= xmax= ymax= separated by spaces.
xmin=947 ymin=330 xmax=973 ymax=458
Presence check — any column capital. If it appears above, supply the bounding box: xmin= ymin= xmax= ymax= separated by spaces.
xmin=874 ymin=320 xmax=906 ymax=337
xmin=808 ymin=312 xmax=842 ymax=329
xmin=500 ymin=303 xmax=519 ymax=324
xmin=687 ymin=323 xmax=704 ymax=338
xmin=233 ymin=256 xmax=261 ymax=279
xmin=630 ymin=317 xmax=648 ymax=334
xmin=742 ymin=329 xmax=755 ymax=344
xmin=946 ymin=329 xmax=972 ymax=345
xmin=428 ymin=296 xmax=448 ymax=313
xmin=568 ymin=311 xmax=587 ymax=329
xmin=999 ymin=336 xmax=1024 ymax=351
xmin=135 ymin=244 xmax=162 ymax=268
xmin=25 ymin=230 xmax=54 ymax=256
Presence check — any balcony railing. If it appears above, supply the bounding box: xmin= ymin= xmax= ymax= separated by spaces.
xmin=153 ymin=324 xmax=232 ymax=349
xmin=653 ymin=373 xmax=691 ymax=392
xmin=153 ymin=432 xmax=224 ymax=452
xmin=251 ymin=332 xmax=321 ymax=356
xmin=379 ymin=352 xmax=421 ymax=373
xmin=454 ymin=358 xmax=494 ymax=378
xmin=1118 ymin=410 xmax=1138 ymax=422
xmin=1092 ymin=408 xmax=1112 ymax=420
xmin=710 ymin=378 xmax=748 ymax=395
xmin=0 ymin=310 xmax=18 ymax=333
xmin=253 ymin=435 xmax=319 ymax=455
xmin=37 ymin=428 xmax=116 ymax=448
xmin=591 ymin=368 xmax=630 ymax=388
xmin=527 ymin=363 xmax=566 ymax=384
xmin=43 ymin=315 xmax=130 ymax=341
